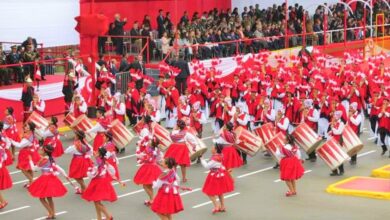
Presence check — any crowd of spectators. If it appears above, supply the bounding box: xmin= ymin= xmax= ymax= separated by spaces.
xmin=101 ymin=1 xmax=390 ymax=61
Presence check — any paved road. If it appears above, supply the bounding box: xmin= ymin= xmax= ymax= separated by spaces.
xmin=1 ymin=120 xmax=389 ymax=220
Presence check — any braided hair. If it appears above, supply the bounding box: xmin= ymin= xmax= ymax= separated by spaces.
xmin=75 ymin=130 xmax=87 ymax=146
xmin=27 ymin=122 xmax=36 ymax=132
xmin=286 ymin=134 xmax=295 ymax=145
xmin=226 ymin=122 xmax=234 ymax=132
xmin=0 ymin=121 xmax=3 ymax=132
xmin=43 ymin=145 xmax=55 ymax=165
xmin=6 ymin=107 xmax=14 ymax=115
xmin=51 ymin=116 xmax=58 ymax=127
xmin=215 ymin=143 xmax=223 ymax=154
xmin=177 ymin=119 xmax=186 ymax=130
xmin=165 ymin=157 xmax=177 ymax=169
xmin=151 ymin=136 xmax=160 ymax=150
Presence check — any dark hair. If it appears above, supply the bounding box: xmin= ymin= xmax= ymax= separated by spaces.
xmin=75 ymin=130 xmax=88 ymax=146
xmin=43 ymin=145 xmax=55 ymax=164
xmin=98 ymin=147 xmax=108 ymax=159
xmin=27 ymin=122 xmax=36 ymax=132
xmin=144 ymin=115 xmax=152 ymax=124
xmin=0 ymin=121 xmax=3 ymax=131
xmin=105 ymin=131 xmax=113 ymax=141
xmin=97 ymin=106 xmax=106 ymax=115
xmin=151 ymin=136 xmax=160 ymax=149
xmin=226 ymin=122 xmax=234 ymax=131
xmin=6 ymin=107 xmax=14 ymax=115
xmin=51 ymin=116 xmax=58 ymax=127
xmin=177 ymin=119 xmax=186 ymax=130
xmin=286 ymin=134 xmax=295 ymax=145
xmin=215 ymin=143 xmax=223 ymax=154
xmin=165 ymin=157 xmax=177 ymax=169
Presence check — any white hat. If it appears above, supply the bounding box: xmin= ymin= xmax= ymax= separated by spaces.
xmin=193 ymin=101 xmax=201 ymax=110
xmin=114 ymin=92 xmax=121 ymax=100
xmin=350 ymin=102 xmax=358 ymax=111
xmin=145 ymin=94 xmax=152 ymax=101
xmin=179 ymin=95 xmax=187 ymax=103
xmin=334 ymin=111 xmax=343 ymax=119
xmin=102 ymin=67 xmax=108 ymax=72
xmin=304 ymin=99 xmax=313 ymax=107
xmin=25 ymin=77 xmax=32 ymax=83
xmin=277 ymin=107 xmax=285 ymax=115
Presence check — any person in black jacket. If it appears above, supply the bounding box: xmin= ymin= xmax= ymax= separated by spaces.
xmin=170 ymin=55 xmax=189 ymax=95
xmin=128 ymin=55 xmax=145 ymax=90
xmin=21 ymin=77 xmax=34 ymax=122
xmin=6 ymin=45 xmax=23 ymax=83
xmin=62 ymin=70 xmax=78 ymax=115
xmin=21 ymin=37 xmax=38 ymax=51
xmin=112 ymin=13 xmax=127 ymax=55
xmin=157 ymin=9 xmax=165 ymax=38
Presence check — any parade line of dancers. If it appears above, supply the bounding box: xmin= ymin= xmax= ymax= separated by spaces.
xmin=0 ymin=49 xmax=389 ymax=220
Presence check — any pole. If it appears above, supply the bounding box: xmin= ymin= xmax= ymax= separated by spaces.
xmin=303 ymin=12 xmax=306 ymax=47
xmin=344 ymin=9 xmax=347 ymax=47
xmin=285 ymin=0 xmax=288 ymax=48
xmin=323 ymin=12 xmax=327 ymax=47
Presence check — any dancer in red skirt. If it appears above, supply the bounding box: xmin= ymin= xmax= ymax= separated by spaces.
xmin=28 ymin=145 xmax=68 ymax=219
xmin=201 ymin=144 xmax=234 ymax=214
xmin=100 ymin=131 xmax=120 ymax=180
xmin=82 ymin=147 xmax=125 ymax=220
xmin=164 ymin=119 xmax=199 ymax=182
xmin=276 ymin=134 xmax=304 ymax=196
xmin=0 ymin=122 xmax=13 ymax=167
xmin=134 ymin=136 xmax=163 ymax=206
xmin=214 ymin=122 xmax=243 ymax=171
xmin=10 ymin=122 xmax=41 ymax=188
xmin=87 ymin=107 xmax=111 ymax=152
xmin=151 ymin=157 xmax=184 ymax=220
xmin=136 ymin=115 xmax=153 ymax=164
xmin=64 ymin=130 xmax=93 ymax=194
xmin=0 ymin=141 xmax=12 ymax=209
xmin=3 ymin=107 xmax=20 ymax=158
xmin=41 ymin=117 xmax=64 ymax=158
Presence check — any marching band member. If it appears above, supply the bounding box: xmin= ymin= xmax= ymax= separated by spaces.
xmin=30 ymin=93 xmax=46 ymax=116
xmin=368 ymin=89 xmax=381 ymax=140
xmin=0 ymin=123 xmax=13 ymax=167
xmin=97 ymin=85 xmax=113 ymax=114
xmin=112 ymin=92 xmax=126 ymax=125
xmin=41 ymin=117 xmax=64 ymax=158
xmin=10 ymin=122 xmax=41 ymax=188
xmin=329 ymin=111 xmax=345 ymax=176
xmin=147 ymin=99 xmax=161 ymax=124
xmin=200 ymin=144 xmax=234 ymax=214
xmin=276 ymin=134 xmax=304 ymax=197
xmin=151 ymin=157 xmax=184 ymax=220
xmin=62 ymin=70 xmax=78 ymax=115
xmin=28 ymin=145 xmax=68 ymax=219
xmin=165 ymin=81 xmax=179 ymax=129
xmin=3 ymin=107 xmax=20 ymax=158
xmin=215 ymin=122 xmax=243 ymax=170
xmin=133 ymin=136 xmax=163 ymax=206
xmin=65 ymin=131 xmax=93 ymax=194
xmin=69 ymin=94 xmax=87 ymax=118
xmin=318 ymin=92 xmax=331 ymax=139
xmin=87 ymin=107 xmax=111 ymax=152
xmin=125 ymin=82 xmax=140 ymax=126
xmin=82 ymin=147 xmax=125 ymax=220
xmin=259 ymin=98 xmax=276 ymax=124
xmin=136 ymin=115 xmax=153 ymax=163
xmin=189 ymin=101 xmax=206 ymax=138
xmin=348 ymin=102 xmax=362 ymax=164
xmin=21 ymin=77 xmax=35 ymax=122
xmin=100 ymin=132 xmax=120 ymax=180
xmin=273 ymin=108 xmax=290 ymax=169
xmin=177 ymin=96 xmax=190 ymax=124
xmin=302 ymin=99 xmax=319 ymax=162
xmin=0 ymin=137 xmax=12 ymax=209
xmin=164 ymin=119 xmax=199 ymax=182
xmin=231 ymin=103 xmax=250 ymax=164
xmin=378 ymin=97 xmax=389 ymax=156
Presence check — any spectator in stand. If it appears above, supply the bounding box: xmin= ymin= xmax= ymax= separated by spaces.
xmin=112 ymin=13 xmax=127 ymax=55
xmin=180 ymin=11 xmax=189 ymax=25
xmin=119 ymin=54 xmax=129 ymax=72
xmin=0 ymin=47 xmax=11 ymax=86
xmin=170 ymin=54 xmax=190 ymax=95
xmin=6 ymin=45 xmax=23 ymax=83
xmin=129 ymin=55 xmax=145 ymax=90
xmin=130 ymin=21 xmax=142 ymax=52
xmin=157 ymin=9 xmax=165 ymax=38
xmin=142 ymin=15 xmax=151 ymax=29
xmin=22 ymin=44 xmax=40 ymax=80
xmin=161 ymin=31 xmax=171 ymax=58
xmin=164 ymin=12 xmax=173 ymax=36
xmin=22 ymin=37 xmax=38 ymax=51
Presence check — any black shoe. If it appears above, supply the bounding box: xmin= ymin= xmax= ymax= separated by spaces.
xmin=196 ymin=158 xmax=201 ymax=164
xmin=119 ymin=148 xmax=125 ymax=154
xmin=310 ymin=158 xmax=317 ymax=162
xmin=339 ymin=171 xmax=344 ymax=176
xmin=330 ymin=171 xmax=339 ymax=176
xmin=381 ymin=148 xmax=388 ymax=156
xmin=264 ymin=152 xmax=271 ymax=157
xmin=305 ymin=158 xmax=311 ymax=161
xmin=273 ymin=164 xmax=279 ymax=169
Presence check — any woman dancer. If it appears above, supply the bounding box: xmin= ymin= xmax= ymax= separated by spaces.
xmin=0 ymin=137 xmax=12 ymax=209
xmin=28 ymin=145 xmax=68 ymax=219
xmin=215 ymin=122 xmax=243 ymax=171
xmin=41 ymin=117 xmax=64 ymax=157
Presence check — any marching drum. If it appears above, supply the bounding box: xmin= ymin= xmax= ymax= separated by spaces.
xmin=254 ymin=123 xmax=276 ymax=145
xmin=316 ymin=138 xmax=350 ymax=170
xmin=26 ymin=112 xmax=49 ymax=139
xmin=71 ymin=115 xmax=95 ymax=142
xmin=186 ymin=127 xmax=208 ymax=161
xmin=234 ymin=127 xmax=263 ymax=156
xmin=64 ymin=113 xmax=76 ymax=126
xmin=265 ymin=132 xmax=286 ymax=162
xmin=110 ymin=119 xmax=135 ymax=149
xmin=292 ymin=122 xmax=323 ymax=154
xmin=342 ymin=125 xmax=364 ymax=157
xmin=151 ymin=122 xmax=172 ymax=151
xmin=133 ymin=120 xmax=145 ymax=135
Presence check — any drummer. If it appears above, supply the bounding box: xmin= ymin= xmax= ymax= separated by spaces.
xmin=69 ymin=93 xmax=87 ymax=118
xmin=273 ymin=107 xmax=290 ymax=169
xmin=86 ymin=107 xmax=111 ymax=152
xmin=329 ymin=111 xmax=345 ymax=176
xmin=348 ymin=102 xmax=362 ymax=165
xmin=146 ymin=99 xmax=161 ymax=124
xmin=29 ymin=93 xmax=45 ymax=116
xmin=112 ymin=92 xmax=126 ymax=125
xmin=302 ymin=99 xmax=319 ymax=162
xmin=231 ymin=103 xmax=250 ymax=165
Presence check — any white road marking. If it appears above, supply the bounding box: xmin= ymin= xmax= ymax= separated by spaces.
xmin=14 ymin=178 xmax=37 ymax=185
xmin=112 ymin=179 xmax=132 ymax=186
xmin=117 ymin=189 xmax=144 ymax=198
xmin=180 ymin=188 xmax=201 ymax=196
xmin=118 ymin=154 xmax=136 ymax=160
xmin=274 ymin=170 xmax=312 ymax=183
xmin=367 ymin=136 xmax=377 ymax=140
xmin=10 ymin=170 xmax=21 ymax=175
xmin=192 ymin=192 xmax=241 ymax=208
xmin=201 ymin=136 xmax=213 ymax=141
xmin=33 ymin=211 xmax=67 ymax=220
xmin=237 ymin=167 xmax=273 ymax=179
xmin=0 ymin=206 xmax=30 ymax=215
xmin=356 ymin=150 xmax=376 ymax=158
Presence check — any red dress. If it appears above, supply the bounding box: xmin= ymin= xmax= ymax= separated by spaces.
xmin=43 ymin=127 xmax=64 ymax=158
xmin=101 ymin=141 xmax=120 ymax=180
xmin=28 ymin=159 xmax=67 ymax=198
xmin=91 ymin=117 xmax=110 ymax=152
xmin=151 ymin=169 xmax=184 ymax=215
xmin=66 ymin=142 xmax=93 ymax=179
xmin=164 ymin=130 xmax=191 ymax=167
xmin=0 ymin=137 xmax=13 ymax=166
xmin=82 ymin=160 xmax=118 ymax=202
xmin=16 ymin=134 xmax=41 ymax=171
xmin=0 ymin=148 xmax=12 ymax=190
xmin=222 ymin=146 xmax=243 ymax=169
xmin=202 ymin=154 xmax=234 ymax=196
xmin=279 ymin=145 xmax=304 ymax=181
xmin=3 ymin=115 xmax=20 ymax=142
xmin=133 ymin=147 xmax=162 ymax=185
